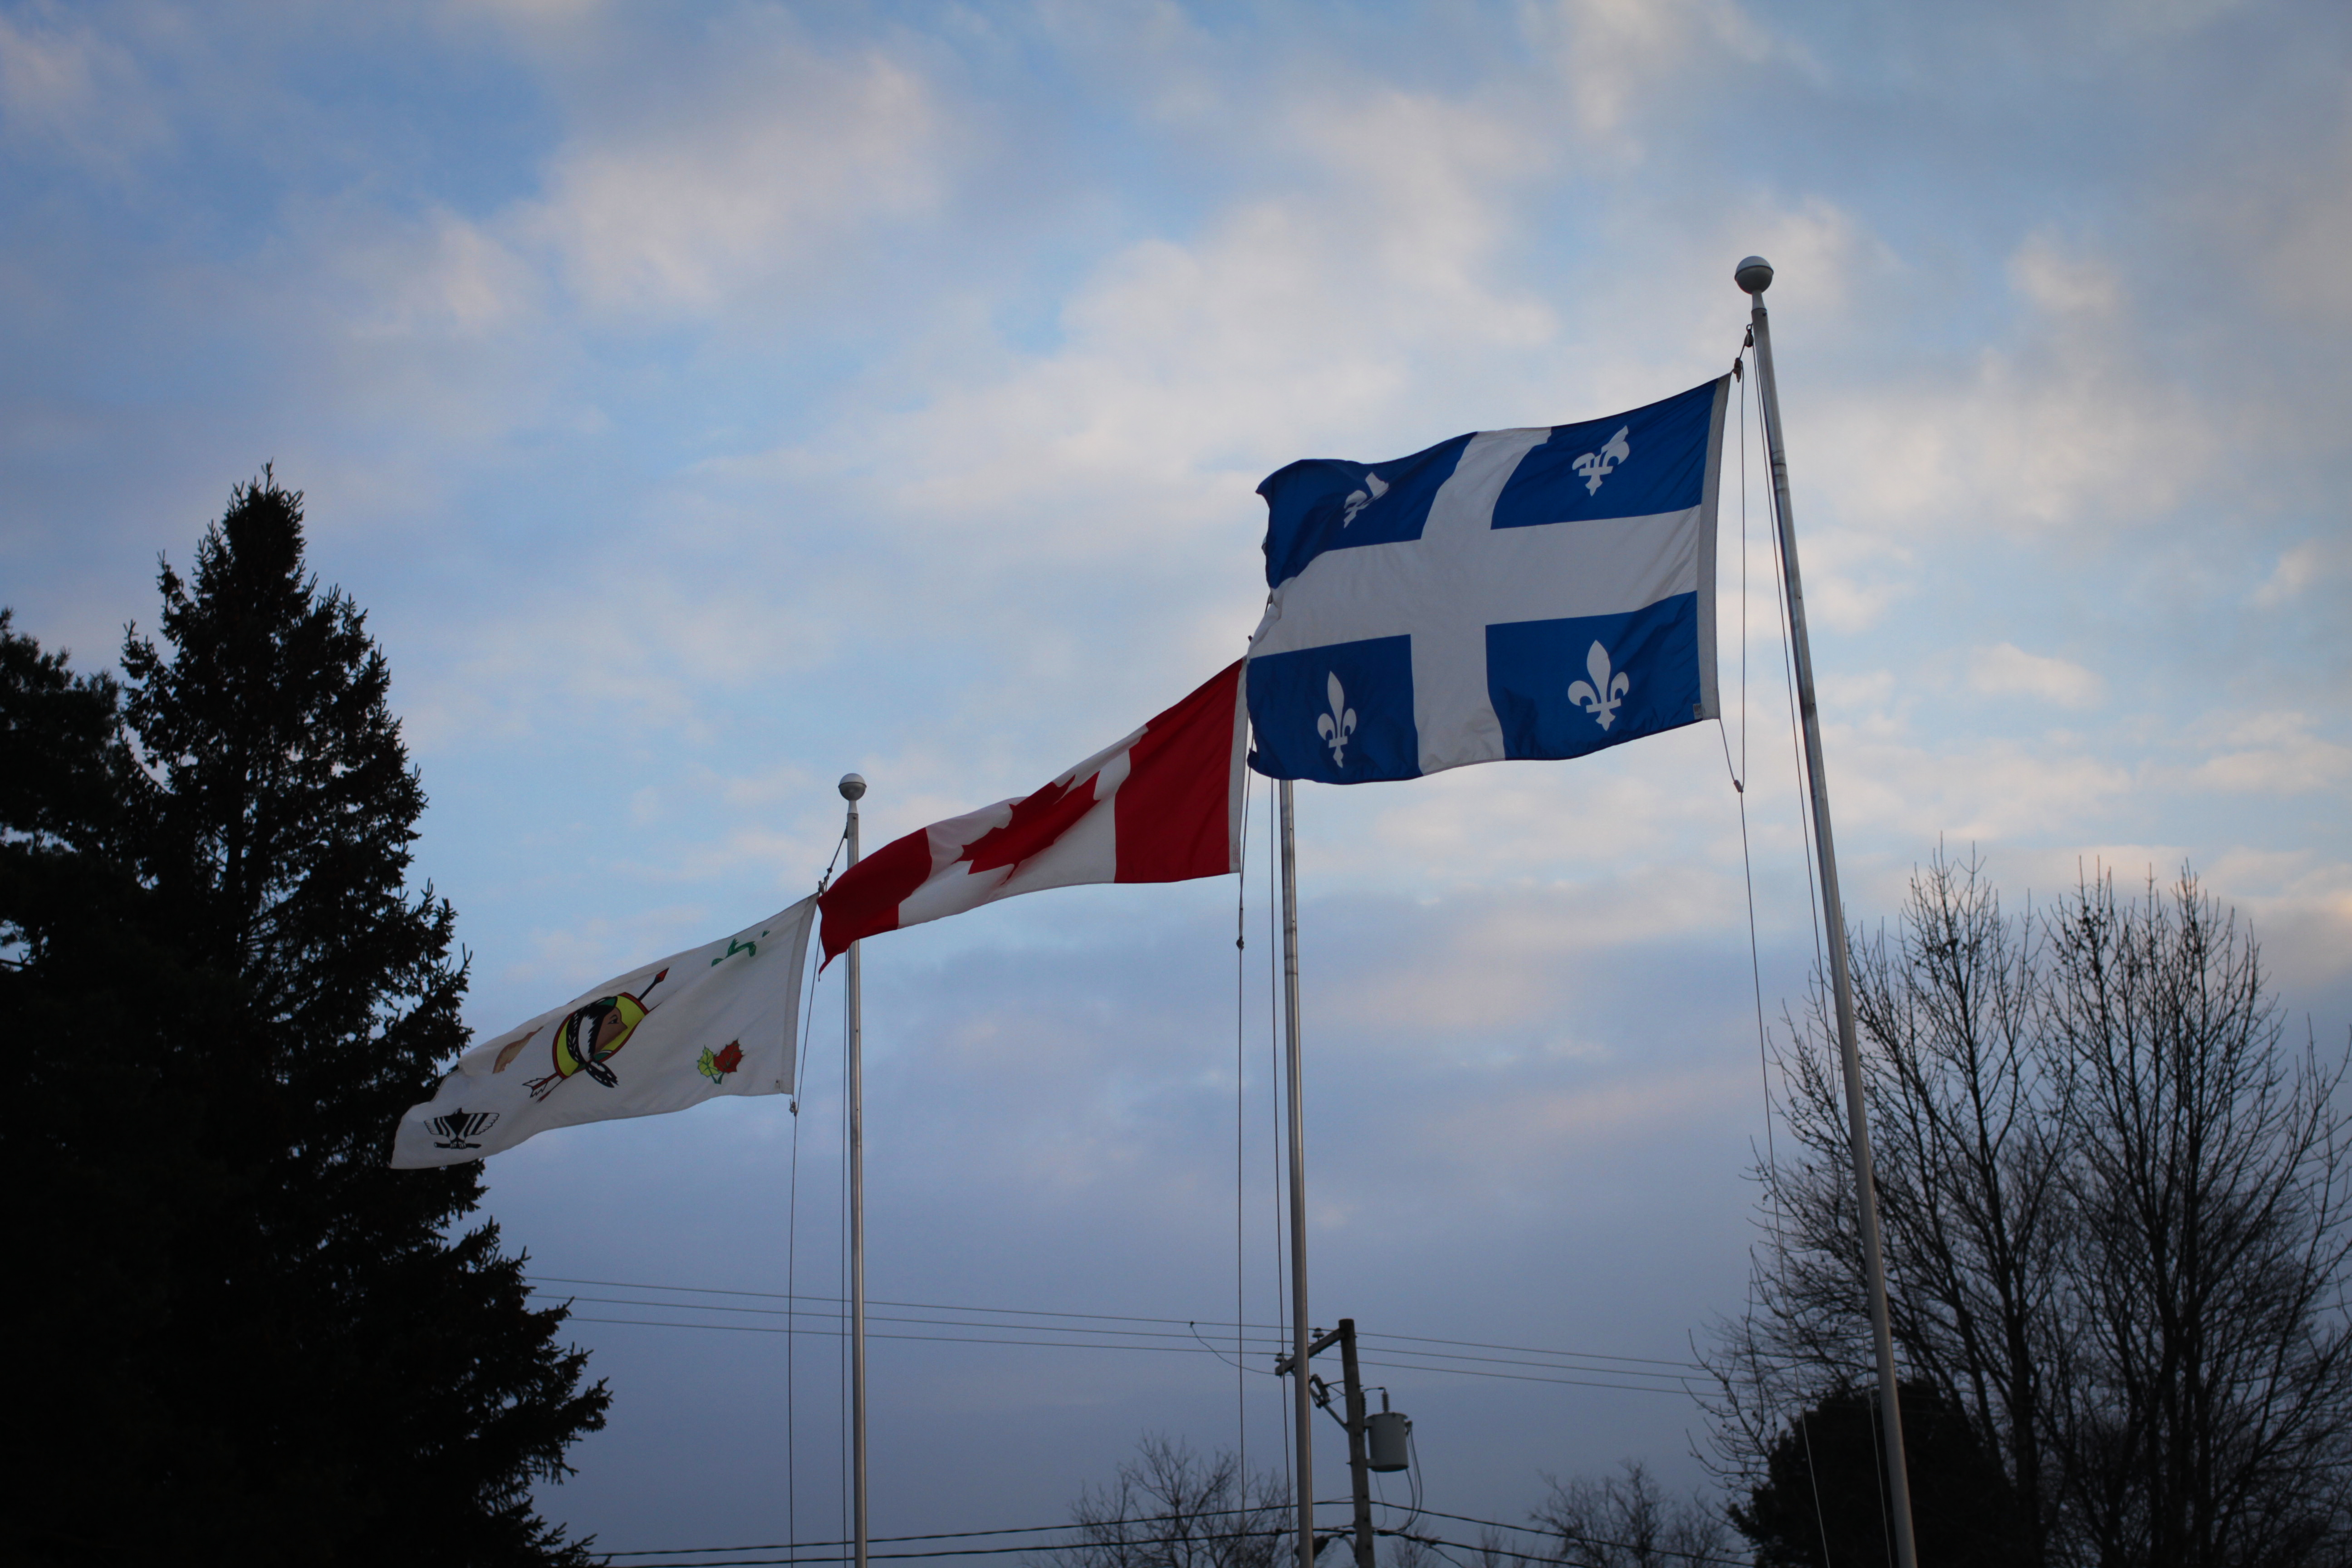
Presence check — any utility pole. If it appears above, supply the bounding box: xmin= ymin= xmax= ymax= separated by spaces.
xmin=1338 ymin=1321 xmax=1375 ymax=1568
xmin=1280 ymin=1318 xmax=1377 ymax=1568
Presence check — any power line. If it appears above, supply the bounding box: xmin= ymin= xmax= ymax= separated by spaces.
xmin=523 ymin=1275 xmax=1705 ymax=1377
xmin=613 ymin=1523 xmax=1293 ymax=1567
xmin=539 ymin=1292 xmax=1697 ymax=1386
xmin=553 ymin=1311 xmax=1698 ymax=1397
xmin=548 ymin=1294 xmax=1222 ymax=1345
xmin=534 ymin=1274 xmax=1217 ymax=1327
xmin=566 ymin=1316 xmax=1225 ymax=1357
xmin=1389 ymin=1527 xmax=1744 ymax=1568
xmin=612 ymin=1540 xmax=1279 ymax=1568
xmin=600 ymin=1497 xmax=1749 ymax=1568
xmin=606 ymin=1500 xmax=1335 ymax=1557
xmin=1366 ymin=1329 xmax=1694 ymax=1372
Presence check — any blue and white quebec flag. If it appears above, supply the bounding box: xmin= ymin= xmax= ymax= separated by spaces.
xmin=1245 ymin=377 xmax=1729 ymax=783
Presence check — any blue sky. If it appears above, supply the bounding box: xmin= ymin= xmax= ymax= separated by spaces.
xmin=6 ymin=0 xmax=2350 ymax=1555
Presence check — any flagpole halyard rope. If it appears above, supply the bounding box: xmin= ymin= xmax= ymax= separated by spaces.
xmin=1733 ymin=340 xmax=1787 ymax=1210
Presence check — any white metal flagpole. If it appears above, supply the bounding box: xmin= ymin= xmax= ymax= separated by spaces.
xmin=838 ymin=772 xmax=871 ymax=1568
xmin=1736 ymin=255 xmax=1920 ymax=1568
xmin=1278 ymin=779 xmax=1314 ymax=1568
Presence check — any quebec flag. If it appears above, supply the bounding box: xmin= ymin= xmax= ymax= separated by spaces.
xmin=1246 ymin=377 xmax=1729 ymax=784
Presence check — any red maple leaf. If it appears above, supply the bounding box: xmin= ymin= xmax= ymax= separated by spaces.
xmin=959 ymin=772 xmax=1102 ymax=876
xmin=711 ymin=1041 xmax=744 ymax=1076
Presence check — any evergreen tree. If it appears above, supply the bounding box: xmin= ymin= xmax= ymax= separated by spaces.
xmin=1730 ymin=1383 xmax=2023 ymax=1568
xmin=4 ymin=608 xmax=221 ymax=1566
xmin=5 ymin=473 xmax=608 ymax=1565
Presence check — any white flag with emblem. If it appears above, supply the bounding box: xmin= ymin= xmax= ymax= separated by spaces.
xmin=1245 ymin=377 xmax=1728 ymax=782
xmin=391 ymin=897 xmax=816 ymax=1167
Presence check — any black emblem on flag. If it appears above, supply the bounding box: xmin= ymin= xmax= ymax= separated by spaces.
xmin=427 ymin=1107 xmax=500 ymax=1150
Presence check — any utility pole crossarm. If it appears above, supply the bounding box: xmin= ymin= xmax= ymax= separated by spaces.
xmin=1274 ymin=1325 xmax=1347 ymax=1376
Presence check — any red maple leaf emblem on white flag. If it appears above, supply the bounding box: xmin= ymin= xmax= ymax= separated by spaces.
xmin=816 ymin=662 xmax=1246 ymax=962
xmin=957 ymin=769 xmax=1106 ymax=876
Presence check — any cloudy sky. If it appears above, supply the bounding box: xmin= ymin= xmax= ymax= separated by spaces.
xmin=7 ymin=0 xmax=2350 ymax=1556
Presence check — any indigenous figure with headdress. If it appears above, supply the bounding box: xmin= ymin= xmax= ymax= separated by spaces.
xmin=522 ymin=968 xmax=668 ymax=1101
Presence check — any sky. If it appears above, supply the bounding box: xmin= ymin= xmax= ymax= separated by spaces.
xmin=5 ymin=0 xmax=2351 ymax=1558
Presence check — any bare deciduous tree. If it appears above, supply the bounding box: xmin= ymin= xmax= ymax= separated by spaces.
xmin=2045 ymin=872 xmax=2352 ymax=1567
xmin=1381 ymin=1530 xmax=1442 ymax=1568
xmin=1529 ymin=1460 xmax=1735 ymax=1568
xmin=1708 ymin=853 xmax=2352 ymax=1568
xmin=1043 ymin=1436 xmax=1291 ymax=1568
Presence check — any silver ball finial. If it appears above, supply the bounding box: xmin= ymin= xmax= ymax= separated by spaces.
xmin=1735 ymin=255 xmax=1774 ymax=295
xmin=838 ymin=772 xmax=867 ymax=802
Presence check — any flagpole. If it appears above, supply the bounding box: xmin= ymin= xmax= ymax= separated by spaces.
xmin=1278 ymin=779 xmax=1314 ymax=1568
xmin=1737 ymin=256 xmax=1919 ymax=1568
xmin=838 ymin=772 xmax=871 ymax=1568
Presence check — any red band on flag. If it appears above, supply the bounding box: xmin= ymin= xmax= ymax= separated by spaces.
xmin=816 ymin=661 xmax=1245 ymax=963
xmin=1115 ymin=661 xmax=1245 ymax=883
xmin=818 ymin=827 xmax=931 ymax=961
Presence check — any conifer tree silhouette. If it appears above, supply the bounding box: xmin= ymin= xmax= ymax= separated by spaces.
xmin=6 ymin=471 xmax=607 ymax=1566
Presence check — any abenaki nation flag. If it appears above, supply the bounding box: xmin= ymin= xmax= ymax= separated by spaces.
xmin=818 ymin=661 xmax=1248 ymax=961
xmin=391 ymin=897 xmax=816 ymax=1167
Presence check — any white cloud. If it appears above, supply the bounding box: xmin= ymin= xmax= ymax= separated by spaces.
xmin=518 ymin=24 xmax=940 ymax=314
xmin=1533 ymin=0 xmax=1799 ymax=140
xmin=2008 ymin=238 xmax=2122 ymax=318
xmin=1969 ymin=642 xmax=2105 ymax=708
xmin=661 ymin=78 xmax=1576 ymax=750
xmin=2190 ymin=711 xmax=2352 ymax=795
xmin=2251 ymin=541 xmax=2328 ymax=608
xmin=2200 ymin=848 xmax=2352 ymax=995
xmin=0 ymin=6 xmax=167 ymax=176
xmin=401 ymin=562 xmax=846 ymax=752
xmin=1832 ymin=730 xmax=2135 ymax=843
xmin=2262 ymin=207 xmax=2352 ymax=331
xmin=338 ymin=209 xmax=543 ymax=340
xmin=1816 ymin=232 xmax=2216 ymax=539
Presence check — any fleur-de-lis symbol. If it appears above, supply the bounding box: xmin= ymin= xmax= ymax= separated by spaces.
xmin=1340 ymin=471 xmax=1388 ymax=527
xmin=1569 ymin=426 xmax=1632 ymax=495
xmin=1567 ymin=641 xmax=1630 ymax=730
xmin=1317 ymin=672 xmax=1358 ymax=764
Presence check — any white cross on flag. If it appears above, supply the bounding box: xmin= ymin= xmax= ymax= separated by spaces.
xmin=1245 ymin=377 xmax=1728 ymax=782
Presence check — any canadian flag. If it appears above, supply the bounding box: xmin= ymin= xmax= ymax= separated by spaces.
xmin=818 ymin=662 xmax=1248 ymax=962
